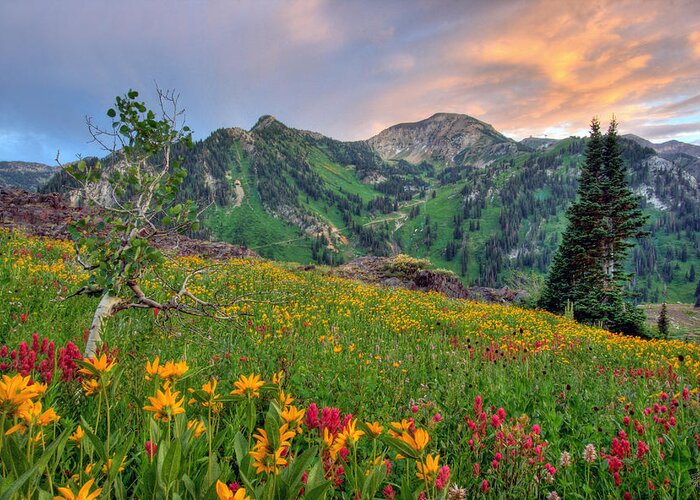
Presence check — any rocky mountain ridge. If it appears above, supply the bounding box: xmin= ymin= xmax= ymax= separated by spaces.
xmin=0 ymin=161 xmax=55 ymax=191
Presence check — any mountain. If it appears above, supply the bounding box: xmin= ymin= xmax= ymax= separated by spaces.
xmin=519 ymin=137 xmax=560 ymax=151
xmin=623 ymin=134 xmax=700 ymax=158
xmin=368 ymin=113 xmax=519 ymax=166
xmin=0 ymin=161 xmax=54 ymax=191
xmin=38 ymin=113 xmax=700 ymax=304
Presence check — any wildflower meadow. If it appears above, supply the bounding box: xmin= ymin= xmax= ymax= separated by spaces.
xmin=1 ymin=227 xmax=699 ymax=499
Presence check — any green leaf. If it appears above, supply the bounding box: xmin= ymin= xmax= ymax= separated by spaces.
xmin=80 ymin=416 xmax=107 ymax=460
xmin=161 ymin=438 xmax=182 ymax=487
xmin=107 ymin=108 xmax=116 ymax=118
xmin=0 ymin=427 xmax=70 ymax=500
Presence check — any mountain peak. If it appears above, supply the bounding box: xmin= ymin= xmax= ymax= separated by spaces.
xmin=367 ymin=112 xmax=514 ymax=165
xmin=251 ymin=115 xmax=284 ymax=132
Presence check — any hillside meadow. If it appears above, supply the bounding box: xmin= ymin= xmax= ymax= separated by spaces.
xmin=1 ymin=227 xmax=699 ymax=499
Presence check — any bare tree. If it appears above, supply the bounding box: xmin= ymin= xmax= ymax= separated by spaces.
xmin=59 ymin=88 xmax=253 ymax=357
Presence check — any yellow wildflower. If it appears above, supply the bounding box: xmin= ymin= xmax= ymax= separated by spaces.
xmin=231 ymin=373 xmax=265 ymax=398
xmin=330 ymin=419 xmax=364 ymax=459
xmin=79 ymin=353 xmax=116 ymax=377
xmin=53 ymin=478 xmax=102 ymax=500
xmin=5 ymin=400 xmax=60 ymax=436
xmin=416 ymin=454 xmax=440 ymax=482
xmin=0 ymin=373 xmax=46 ymax=416
xmin=158 ymin=360 xmax=189 ymax=384
xmin=215 ymin=480 xmax=250 ymax=500
xmin=280 ymin=405 xmax=305 ymax=434
xmin=366 ymin=421 xmax=384 ymax=438
xmin=249 ymin=424 xmax=296 ymax=475
xmin=81 ymin=378 xmax=102 ymax=397
xmin=69 ymin=426 xmax=85 ymax=445
xmin=143 ymin=386 xmax=185 ymax=422
xmin=145 ymin=357 xmax=161 ymax=381
xmin=400 ymin=428 xmax=430 ymax=453
xmin=187 ymin=419 xmax=207 ymax=438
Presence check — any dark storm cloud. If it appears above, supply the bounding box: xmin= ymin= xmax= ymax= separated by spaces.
xmin=1 ymin=0 xmax=699 ymax=163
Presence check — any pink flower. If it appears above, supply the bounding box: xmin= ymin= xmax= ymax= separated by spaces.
xmin=411 ymin=405 xmax=419 ymax=413
xmin=382 ymin=484 xmax=396 ymax=499
xmin=532 ymin=424 xmax=541 ymax=435
xmin=432 ymin=413 xmax=442 ymax=422
xmin=145 ymin=440 xmax=157 ymax=460
xmin=481 ymin=479 xmax=489 ymax=493
xmin=436 ymin=465 xmax=450 ymax=491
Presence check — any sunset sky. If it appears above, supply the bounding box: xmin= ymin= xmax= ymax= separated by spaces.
xmin=2 ymin=0 xmax=700 ymax=163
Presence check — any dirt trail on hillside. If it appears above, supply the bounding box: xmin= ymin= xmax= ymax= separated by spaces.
xmin=232 ymin=180 xmax=245 ymax=208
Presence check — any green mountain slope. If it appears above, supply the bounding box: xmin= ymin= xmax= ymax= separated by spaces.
xmin=40 ymin=114 xmax=700 ymax=303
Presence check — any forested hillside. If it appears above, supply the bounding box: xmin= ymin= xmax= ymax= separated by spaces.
xmin=40 ymin=114 xmax=700 ymax=303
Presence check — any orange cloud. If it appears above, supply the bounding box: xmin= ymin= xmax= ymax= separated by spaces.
xmin=356 ymin=0 xmax=699 ymax=143
xmin=691 ymin=31 xmax=700 ymax=57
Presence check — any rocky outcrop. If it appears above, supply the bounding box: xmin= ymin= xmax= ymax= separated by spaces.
xmin=328 ymin=255 xmax=527 ymax=304
xmin=0 ymin=188 xmax=257 ymax=260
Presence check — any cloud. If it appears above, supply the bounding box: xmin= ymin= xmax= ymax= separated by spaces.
xmin=691 ymin=31 xmax=700 ymax=57
xmin=1 ymin=0 xmax=700 ymax=161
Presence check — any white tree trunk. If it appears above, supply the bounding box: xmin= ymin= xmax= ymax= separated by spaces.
xmin=84 ymin=292 xmax=122 ymax=358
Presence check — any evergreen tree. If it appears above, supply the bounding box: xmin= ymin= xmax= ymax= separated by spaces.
xmin=657 ymin=302 xmax=669 ymax=338
xmin=694 ymin=279 xmax=700 ymax=308
xmin=538 ymin=118 xmax=647 ymax=334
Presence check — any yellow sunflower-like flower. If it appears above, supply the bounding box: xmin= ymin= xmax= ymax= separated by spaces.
xmin=330 ymin=418 xmax=364 ymax=459
xmin=388 ymin=419 xmax=413 ymax=438
xmin=145 ymin=357 xmax=161 ymax=381
xmin=79 ymin=353 xmax=116 ymax=377
xmin=366 ymin=421 xmax=384 ymax=438
xmin=416 ymin=454 xmax=440 ymax=482
xmin=102 ymin=455 xmax=127 ymax=474
xmin=187 ymin=418 xmax=207 ymax=438
xmin=158 ymin=360 xmax=189 ymax=384
xmin=188 ymin=378 xmax=222 ymax=412
xmin=5 ymin=400 xmax=60 ymax=436
xmin=215 ymin=480 xmax=250 ymax=500
xmin=69 ymin=425 xmax=85 ymax=446
xmin=230 ymin=373 xmax=265 ymax=398
xmin=276 ymin=389 xmax=294 ymax=408
xmin=0 ymin=373 xmax=46 ymax=416
xmin=280 ymin=405 xmax=305 ymax=434
xmin=400 ymin=428 xmax=430 ymax=453
xmin=249 ymin=423 xmax=296 ymax=475
xmin=52 ymin=478 xmax=102 ymax=500
xmin=143 ymin=386 xmax=185 ymax=422
xmin=81 ymin=378 xmax=104 ymax=397
xmin=271 ymin=370 xmax=285 ymax=385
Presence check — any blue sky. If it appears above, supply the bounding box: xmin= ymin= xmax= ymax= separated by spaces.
xmin=2 ymin=0 xmax=700 ymax=164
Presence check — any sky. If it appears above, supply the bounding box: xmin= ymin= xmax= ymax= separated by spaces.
xmin=2 ymin=0 xmax=700 ymax=164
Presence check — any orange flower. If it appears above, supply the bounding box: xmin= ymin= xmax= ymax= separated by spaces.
xmin=79 ymin=353 xmax=116 ymax=377
xmin=53 ymin=478 xmax=102 ymax=500
xmin=143 ymin=386 xmax=185 ymax=422
xmin=230 ymin=373 xmax=265 ymax=398
xmin=215 ymin=480 xmax=250 ymax=500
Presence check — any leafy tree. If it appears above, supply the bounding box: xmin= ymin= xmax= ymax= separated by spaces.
xmin=538 ymin=118 xmax=647 ymax=334
xmin=657 ymin=302 xmax=669 ymax=338
xmin=61 ymin=88 xmax=246 ymax=357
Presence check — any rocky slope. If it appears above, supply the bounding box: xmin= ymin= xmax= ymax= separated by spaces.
xmin=0 ymin=188 xmax=256 ymax=260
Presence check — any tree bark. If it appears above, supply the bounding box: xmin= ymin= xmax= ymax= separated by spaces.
xmin=84 ymin=292 xmax=122 ymax=358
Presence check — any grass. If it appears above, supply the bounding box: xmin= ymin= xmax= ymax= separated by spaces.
xmin=1 ymin=228 xmax=700 ymax=497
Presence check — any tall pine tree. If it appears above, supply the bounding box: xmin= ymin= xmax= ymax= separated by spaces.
xmin=538 ymin=118 xmax=647 ymax=334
